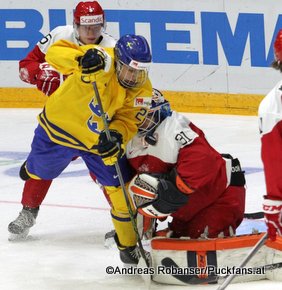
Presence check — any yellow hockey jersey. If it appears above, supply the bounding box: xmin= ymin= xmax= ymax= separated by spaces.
xmin=38 ymin=40 xmax=152 ymax=153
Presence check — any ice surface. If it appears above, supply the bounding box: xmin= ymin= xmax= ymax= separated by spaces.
xmin=0 ymin=109 xmax=281 ymax=290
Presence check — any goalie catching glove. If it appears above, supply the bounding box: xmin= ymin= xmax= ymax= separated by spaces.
xmin=97 ymin=130 xmax=124 ymax=166
xmin=128 ymin=172 xmax=189 ymax=219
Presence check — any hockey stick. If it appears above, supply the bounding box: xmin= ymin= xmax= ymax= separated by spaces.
xmin=216 ymin=232 xmax=268 ymax=290
xmin=92 ymin=82 xmax=151 ymax=270
xmin=243 ymin=212 xmax=264 ymax=219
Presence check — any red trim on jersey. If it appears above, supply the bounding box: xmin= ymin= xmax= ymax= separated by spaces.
xmin=19 ymin=45 xmax=46 ymax=84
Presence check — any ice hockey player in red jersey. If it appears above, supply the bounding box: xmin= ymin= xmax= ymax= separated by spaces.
xmin=259 ymin=29 xmax=282 ymax=241
xmin=19 ymin=1 xmax=116 ymax=96
xmin=126 ymin=89 xmax=282 ymax=286
xmin=127 ymin=88 xmax=246 ymax=239
xmin=105 ymin=88 xmax=245 ymax=242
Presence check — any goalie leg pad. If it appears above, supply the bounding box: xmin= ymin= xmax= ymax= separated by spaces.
xmin=136 ymin=212 xmax=156 ymax=240
xmin=150 ymin=233 xmax=267 ymax=285
xmin=265 ymin=236 xmax=282 ymax=281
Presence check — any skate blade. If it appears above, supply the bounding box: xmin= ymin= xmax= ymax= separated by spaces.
xmin=104 ymin=229 xmax=116 ymax=249
xmin=8 ymin=230 xmax=29 ymax=242
xmin=104 ymin=236 xmax=116 ymax=249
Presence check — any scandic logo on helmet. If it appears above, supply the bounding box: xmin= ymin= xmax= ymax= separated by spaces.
xmin=80 ymin=15 xmax=103 ymax=25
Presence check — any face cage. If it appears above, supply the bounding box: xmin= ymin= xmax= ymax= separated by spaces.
xmin=138 ymin=109 xmax=160 ymax=136
xmin=116 ymin=60 xmax=149 ymax=88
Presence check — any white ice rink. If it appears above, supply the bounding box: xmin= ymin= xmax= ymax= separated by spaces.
xmin=0 ymin=109 xmax=281 ymax=290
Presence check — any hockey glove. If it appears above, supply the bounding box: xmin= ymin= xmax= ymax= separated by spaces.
xmin=36 ymin=63 xmax=60 ymax=96
xmin=97 ymin=130 xmax=124 ymax=166
xmin=263 ymin=197 xmax=282 ymax=241
xmin=78 ymin=48 xmax=105 ymax=83
xmin=129 ymin=173 xmax=189 ymax=219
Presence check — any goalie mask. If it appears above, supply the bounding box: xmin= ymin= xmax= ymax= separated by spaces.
xmin=138 ymin=88 xmax=172 ymax=136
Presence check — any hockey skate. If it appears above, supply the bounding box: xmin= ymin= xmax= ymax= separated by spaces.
xmin=8 ymin=207 xmax=39 ymax=241
xmin=114 ymin=233 xmax=142 ymax=266
xmin=114 ymin=233 xmax=152 ymax=267
xmin=119 ymin=245 xmax=141 ymax=265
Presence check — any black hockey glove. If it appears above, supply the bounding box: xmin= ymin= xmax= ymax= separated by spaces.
xmin=78 ymin=48 xmax=105 ymax=74
xmin=97 ymin=130 xmax=124 ymax=166
xmin=152 ymin=179 xmax=189 ymax=214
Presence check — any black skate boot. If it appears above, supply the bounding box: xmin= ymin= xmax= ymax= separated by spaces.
xmin=119 ymin=245 xmax=141 ymax=265
xmin=8 ymin=206 xmax=39 ymax=241
xmin=114 ymin=234 xmax=141 ymax=266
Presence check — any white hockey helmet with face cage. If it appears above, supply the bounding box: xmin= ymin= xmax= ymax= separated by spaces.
xmin=138 ymin=88 xmax=172 ymax=136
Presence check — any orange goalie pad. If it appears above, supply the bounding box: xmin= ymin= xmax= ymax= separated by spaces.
xmin=150 ymin=234 xmax=282 ymax=285
xmin=151 ymin=233 xmax=266 ymax=251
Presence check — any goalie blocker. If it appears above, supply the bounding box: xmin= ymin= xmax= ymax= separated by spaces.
xmin=150 ymin=233 xmax=282 ymax=285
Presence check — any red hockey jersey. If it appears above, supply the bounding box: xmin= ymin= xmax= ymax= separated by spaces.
xmin=19 ymin=25 xmax=116 ymax=85
xmin=259 ymin=80 xmax=282 ymax=200
xmin=126 ymin=112 xmax=245 ymax=238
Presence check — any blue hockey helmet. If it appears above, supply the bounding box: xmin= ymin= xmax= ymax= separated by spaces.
xmin=114 ymin=34 xmax=152 ymax=88
xmin=138 ymin=88 xmax=172 ymax=135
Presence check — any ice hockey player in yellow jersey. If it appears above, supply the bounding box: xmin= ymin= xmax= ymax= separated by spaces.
xmin=8 ymin=34 xmax=153 ymax=266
